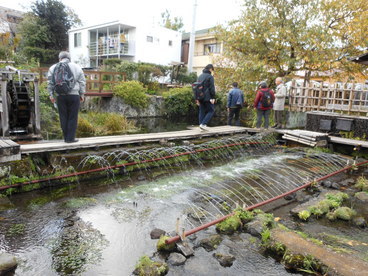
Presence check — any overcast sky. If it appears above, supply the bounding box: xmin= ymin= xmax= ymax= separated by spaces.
xmin=1 ymin=0 xmax=243 ymax=31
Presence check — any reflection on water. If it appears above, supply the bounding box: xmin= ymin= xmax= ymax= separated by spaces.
xmin=131 ymin=116 xmax=227 ymax=133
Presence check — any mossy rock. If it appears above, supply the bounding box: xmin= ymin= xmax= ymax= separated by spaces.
xmin=326 ymin=211 xmax=336 ymax=221
xmin=198 ymin=234 xmax=223 ymax=251
xmin=333 ymin=207 xmax=356 ymax=221
xmin=156 ymin=236 xmax=175 ymax=252
xmin=216 ymin=215 xmax=242 ymax=235
xmin=133 ymin=256 xmax=168 ymax=276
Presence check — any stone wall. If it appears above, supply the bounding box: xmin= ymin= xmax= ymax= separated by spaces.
xmin=82 ymin=95 xmax=166 ymax=118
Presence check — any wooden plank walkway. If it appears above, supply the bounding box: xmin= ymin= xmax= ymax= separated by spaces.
xmin=20 ymin=126 xmax=255 ymax=154
xmin=276 ymin=129 xmax=368 ymax=148
xmin=0 ymin=138 xmax=20 ymax=162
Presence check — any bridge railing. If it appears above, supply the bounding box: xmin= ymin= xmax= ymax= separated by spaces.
xmin=289 ymin=80 xmax=368 ymax=115
xmin=36 ymin=68 xmax=126 ymax=97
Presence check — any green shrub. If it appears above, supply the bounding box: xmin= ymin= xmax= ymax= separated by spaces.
xmin=163 ymin=87 xmax=196 ymax=117
xmin=113 ymin=81 xmax=148 ymax=108
xmin=146 ymin=81 xmax=161 ymax=94
xmin=77 ymin=117 xmax=95 ymax=137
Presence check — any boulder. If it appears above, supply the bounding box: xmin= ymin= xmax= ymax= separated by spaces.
xmin=246 ymin=219 xmax=264 ymax=237
xmin=150 ymin=228 xmax=166 ymax=239
xmin=355 ymin=192 xmax=368 ymax=203
xmin=353 ymin=217 xmax=367 ymax=228
xmin=0 ymin=253 xmax=17 ymax=274
xmin=167 ymin=253 xmax=186 ymax=266
xmin=198 ymin=234 xmax=222 ymax=252
xmin=213 ymin=252 xmax=235 ymax=267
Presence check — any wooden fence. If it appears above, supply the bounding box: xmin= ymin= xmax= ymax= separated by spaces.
xmin=289 ymin=80 xmax=368 ymax=115
xmin=37 ymin=68 xmax=126 ymax=97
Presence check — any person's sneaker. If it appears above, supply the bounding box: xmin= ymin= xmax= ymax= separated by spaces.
xmin=199 ymin=124 xmax=209 ymax=131
xmin=65 ymin=139 xmax=79 ymax=143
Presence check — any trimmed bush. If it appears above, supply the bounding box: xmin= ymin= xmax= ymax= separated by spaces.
xmin=162 ymin=87 xmax=196 ymax=117
xmin=113 ymin=81 xmax=148 ymax=108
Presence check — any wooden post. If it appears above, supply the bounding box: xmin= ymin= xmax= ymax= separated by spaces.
xmin=34 ymin=78 xmax=41 ymax=134
xmin=1 ymin=75 xmax=9 ymax=137
xmin=331 ymin=83 xmax=337 ymax=113
xmin=347 ymin=82 xmax=354 ymax=115
xmin=290 ymin=79 xmax=296 ymax=111
xmin=317 ymin=82 xmax=323 ymax=111
xmin=99 ymin=71 xmax=103 ymax=93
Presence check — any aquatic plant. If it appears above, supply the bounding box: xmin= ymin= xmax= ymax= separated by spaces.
xmin=134 ymin=256 xmax=168 ymax=276
xmin=7 ymin=223 xmax=25 ymax=236
xmin=216 ymin=215 xmax=242 ymax=235
xmin=333 ymin=207 xmax=356 ymax=221
xmin=355 ymin=176 xmax=368 ymax=192
xmin=298 ymin=210 xmax=311 ymax=221
xmin=261 ymin=228 xmax=271 ymax=244
xmin=51 ymin=221 xmax=109 ymax=275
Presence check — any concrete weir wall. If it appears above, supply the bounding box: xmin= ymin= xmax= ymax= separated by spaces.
xmin=305 ymin=111 xmax=368 ymax=138
xmin=82 ymin=96 xmax=166 ymax=118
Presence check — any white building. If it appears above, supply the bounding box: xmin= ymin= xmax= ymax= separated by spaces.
xmin=68 ymin=20 xmax=182 ymax=68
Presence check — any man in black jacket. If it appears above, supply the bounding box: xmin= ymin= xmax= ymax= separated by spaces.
xmin=196 ymin=64 xmax=216 ymax=131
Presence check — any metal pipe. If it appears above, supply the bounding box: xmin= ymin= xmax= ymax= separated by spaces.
xmin=0 ymin=141 xmax=269 ymax=191
xmin=165 ymin=159 xmax=368 ymax=244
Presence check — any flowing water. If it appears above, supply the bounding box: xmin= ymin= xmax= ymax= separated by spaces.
xmin=0 ymin=134 xmax=350 ymax=275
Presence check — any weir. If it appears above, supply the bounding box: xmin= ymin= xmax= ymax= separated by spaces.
xmin=0 ymin=132 xmax=363 ymax=275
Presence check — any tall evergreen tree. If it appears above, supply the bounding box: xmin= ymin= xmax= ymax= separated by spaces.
xmin=18 ymin=0 xmax=81 ymax=65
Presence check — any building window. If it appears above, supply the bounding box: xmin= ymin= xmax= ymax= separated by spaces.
xmin=204 ymin=43 xmax=221 ymax=55
xmin=168 ymin=40 xmax=173 ymax=46
xmin=74 ymin=33 xmax=81 ymax=47
xmin=146 ymin=36 xmax=153 ymax=42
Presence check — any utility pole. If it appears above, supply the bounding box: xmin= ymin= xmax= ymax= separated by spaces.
xmin=188 ymin=0 xmax=197 ymax=73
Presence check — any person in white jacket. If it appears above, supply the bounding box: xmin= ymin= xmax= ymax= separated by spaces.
xmin=272 ymin=77 xmax=287 ymax=128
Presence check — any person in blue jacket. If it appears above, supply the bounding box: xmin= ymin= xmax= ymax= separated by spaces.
xmin=227 ymin=82 xmax=244 ymax=126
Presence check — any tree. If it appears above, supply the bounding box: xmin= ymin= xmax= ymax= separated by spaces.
xmin=214 ymin=0 xmax=368 ymax=92
xmin=160 ymin=9 xmax=184 ymax=32
xmin=18 ymin=0 xmax=81 ymax=64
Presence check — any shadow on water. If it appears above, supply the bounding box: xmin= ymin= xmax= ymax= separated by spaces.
xmin=0 ymin=134 xmax=351 ymax=275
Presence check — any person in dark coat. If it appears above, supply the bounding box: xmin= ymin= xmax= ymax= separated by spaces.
xmin=227 ymin=82 xmax=244 ymax=126
xmin=196 ymin=64 xmax=216 ymax=131
xmin=253 ymin=81 xmax=275 ymax=129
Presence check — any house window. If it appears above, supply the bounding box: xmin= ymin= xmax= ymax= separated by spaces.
xmin=74 ymin=33 xmax=81 ymax=47
xmin=146 ymin=36 xmax=153 ymax=42
xmin=168 ymin=40 xmax=173 ymax=46
xmin=204 ymin=43 xmax=221 ymax=55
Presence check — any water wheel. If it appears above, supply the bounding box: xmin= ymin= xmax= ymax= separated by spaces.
xmin=7 ymin=80 xmax=32 ymax=133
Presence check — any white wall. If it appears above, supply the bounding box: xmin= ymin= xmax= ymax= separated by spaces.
xmin=68 ymin=21 xmax=181 ymax=67
xmin=134 ymin=24 xmax=181 ymax=65
xmin=69 ymin=29 xmax=90 ymax=67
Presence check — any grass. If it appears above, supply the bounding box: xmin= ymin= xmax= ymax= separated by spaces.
xmin=77 ymin=111 xmax=137 ymax=137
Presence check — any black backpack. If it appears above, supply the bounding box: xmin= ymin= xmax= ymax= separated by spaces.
xmin=261 ymin=89 xmax=273 ymax=108
xmin=192 ymin=76 xmax=209 ymax=101
xmin=52 ymin=62 xmax=75 ymax=94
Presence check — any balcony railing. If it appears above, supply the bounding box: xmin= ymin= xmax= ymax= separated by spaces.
xmin=89 ymin=33 xmax=134 ymax=57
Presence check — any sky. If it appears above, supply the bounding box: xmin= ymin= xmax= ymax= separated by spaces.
xmin=1 ymin=0 xmax=244 ymax=32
